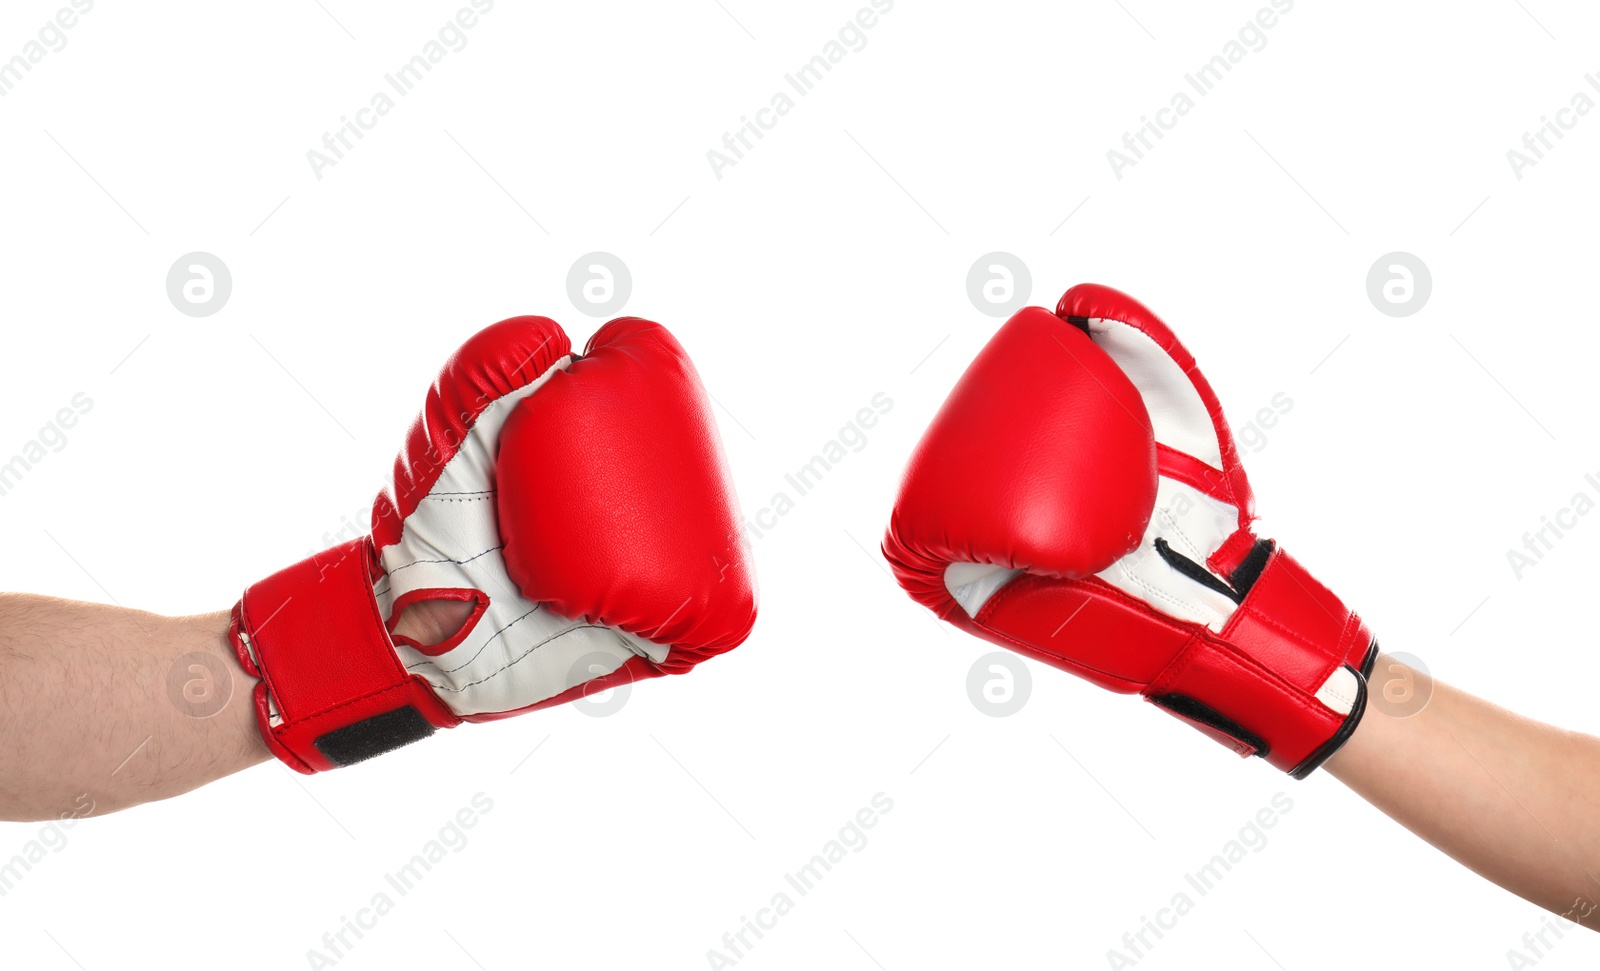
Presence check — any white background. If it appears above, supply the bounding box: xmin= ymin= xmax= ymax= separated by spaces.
xmin=2 ymin=1 xmax=1599 ymax=968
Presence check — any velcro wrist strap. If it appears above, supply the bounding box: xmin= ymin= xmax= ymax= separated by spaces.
xmin=1149 ymin=547 xmax=1376 ymax=777
xmin=230 ymin=537 xmax=461 ymax=773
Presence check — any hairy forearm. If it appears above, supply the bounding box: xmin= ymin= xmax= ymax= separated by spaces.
xmin=1327 ymin=654 xmax=1600 ymax=928
xmin=0 ymin=594 xmax=267 ymax=821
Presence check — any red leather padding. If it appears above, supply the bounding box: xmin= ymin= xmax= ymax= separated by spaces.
xmin=968 ymin=561 xmax=1362 ymax=774
xmin=1218 ymin=547 xmax=1372 ymax=690
xmin=883 ymin=306 xmax=1158 ymax=619
xmin=372 ymin=316 xmax=572 ymax=551
xmin=496 ymin=318 xmax=757 ymax=668
xmin=1147 ymin=636 xmax=1346 ymax=774
xmin=230 ymin=537 xmax=461 ymax=774
xmin=971 ymin=574 xmax=1191 ymax=694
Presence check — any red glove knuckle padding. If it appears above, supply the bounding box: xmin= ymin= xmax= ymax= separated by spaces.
xmin=499 ymin=317 xmax=755 ymax=663
xmin=883 ymin=306 xmax=1157 ymax=616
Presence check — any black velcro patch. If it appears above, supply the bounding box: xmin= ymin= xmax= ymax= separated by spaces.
xmin=315 ymin=706 xmax=435 ymax=767
xmin=1150 ymin=693 xmax=1270 ymax=760
xmin=1228 ymin=539 xmax=1276 ymax=598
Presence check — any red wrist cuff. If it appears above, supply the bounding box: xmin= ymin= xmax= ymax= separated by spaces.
xmin=230 ymin=537 xmax=461 ymax=773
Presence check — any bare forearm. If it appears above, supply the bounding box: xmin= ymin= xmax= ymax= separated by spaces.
xmin=1327 ymin=653 xmax=1600 ymax=928
xmin=0 ymin=594 xmax=267 ymax=821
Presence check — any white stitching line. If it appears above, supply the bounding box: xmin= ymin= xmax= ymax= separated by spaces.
xmin=1314 ymin=670 xmax=1358 ymax=711
xmin=387 ymin=545 xmax=503 ymax=575
xmin=1155 ymin=502 xmax=1208 ymax=563
xmin=414 ymin=621 xmax=623 ymax=691
xmin=407 ymin=606 xmax=563 ymax=675
xmin=1107 ymin=547 xmax=1222 ymax=621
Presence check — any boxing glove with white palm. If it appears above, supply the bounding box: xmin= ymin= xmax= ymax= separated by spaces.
xmin=232 ymin=316 xmax=756 ymax=773
xmin=885 ymin=284 xmax=1374 ymax=777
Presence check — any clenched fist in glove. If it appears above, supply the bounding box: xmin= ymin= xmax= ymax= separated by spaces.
xmin=231 ymin=316 xmax=757 ymax=773
xmin=885 ymin=284 xmax=1375 ymax=777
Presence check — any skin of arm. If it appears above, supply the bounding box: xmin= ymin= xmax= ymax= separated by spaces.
xmin=0 ymin=593 xmax=265 ymax=821
xmin=0 ymin=593 xmax=466 ymax=822
xmin=1327 ymin=652 xmax=1600 ymax=930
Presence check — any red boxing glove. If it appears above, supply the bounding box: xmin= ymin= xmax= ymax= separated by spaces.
xmin=884 ymin=285 xmax=1375 ymax=777
xmin=231 ymin=316 xmax=756 ymax=773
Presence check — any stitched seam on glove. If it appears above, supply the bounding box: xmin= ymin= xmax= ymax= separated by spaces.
xmin=281 ymin=678 xmax=418 ymax=729
xmin=1319 ymin=679 xmax=1358 ymax=710
xmin=978 ymin=577 xmax=1167 ymax=692
xmin=417 ymin=624 xmax=641 ymax=694
xmin=1233 ymin=605 xmax=1319 ymax=653
xmin=261 ymin=546 xmax=417 ymax=729
xmin=1262 ymin=558 xmax=1349 ymax=631
xmin=1152 ymin=633 xmax=1336 ymax=721
xmin=1335 ymin=611 xmax=1363 ymax=663
xmin=1106 ymin=552 xmax=1221 ymax=620
xmin=406 ymin=620 xmax=611 ymax=681
xmin=976 ymin=621 xmax=1146 ymax=692
xmin=974 ymin=581 xmax=1147 ymax=691
xmin=1146 ymin=630 xmax=1206 ymax=698
xmin=385 ymin=545 xmax=504 ymax=575
xmin=1156 ymin=504 xmax=1213 ymax=567
xmin=264 ymin=701 xmax=315 ymax=773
